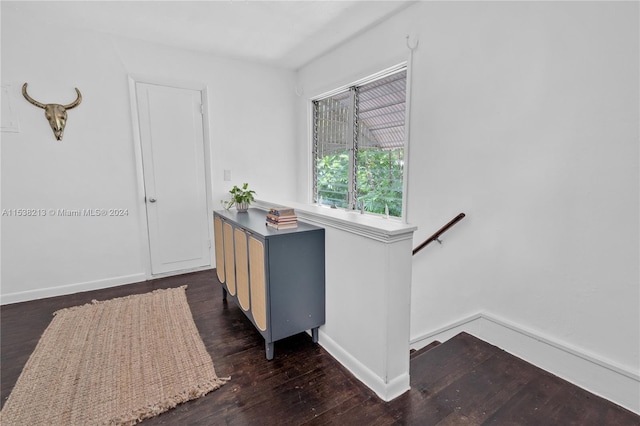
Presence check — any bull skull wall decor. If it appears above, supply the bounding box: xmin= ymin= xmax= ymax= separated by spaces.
xmin=22 ymin=83 xmax=82 ymax=141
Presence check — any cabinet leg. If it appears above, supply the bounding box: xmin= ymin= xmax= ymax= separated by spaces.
xmin=265 ymin=341 xmax=274 ymax=360
xmin=222 ymin=288 xmax=227 ymax=301
xmin=312 ymin=327 xmax=319 ymax=343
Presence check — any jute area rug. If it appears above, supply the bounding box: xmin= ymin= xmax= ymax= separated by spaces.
xmin=0 ymin=285 xmax=228 ymax=425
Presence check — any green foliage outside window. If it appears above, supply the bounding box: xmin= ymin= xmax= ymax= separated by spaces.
xmin=357 ymin=148 xmax=404 ymax=217
xmin=317 ymin=148 xmax=404 ymax=217
xmin=316 ymin=151 xmax=349 ymax=208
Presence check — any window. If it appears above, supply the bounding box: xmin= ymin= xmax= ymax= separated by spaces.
xmin=312 ymin=66 xmax=407 ymax=218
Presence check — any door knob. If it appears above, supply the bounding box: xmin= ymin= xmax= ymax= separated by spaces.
xmin=149 ymin=198 xmax=157 ymax=203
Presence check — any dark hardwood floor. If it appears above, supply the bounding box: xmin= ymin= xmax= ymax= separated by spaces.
xmin=2 ymin=269 xmax=638 ymax=425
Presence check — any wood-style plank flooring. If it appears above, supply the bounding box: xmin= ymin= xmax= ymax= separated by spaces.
xmin=2 ymin=270 xmax=638 ymax=425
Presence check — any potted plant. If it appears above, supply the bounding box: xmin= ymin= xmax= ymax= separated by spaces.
xmin=222 ymin=183 xmax=256 ymax=212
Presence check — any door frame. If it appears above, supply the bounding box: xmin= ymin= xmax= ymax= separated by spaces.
xmin=128 ymin=74 xmax=214 ymax=279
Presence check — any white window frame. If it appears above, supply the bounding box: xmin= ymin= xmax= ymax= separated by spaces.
xmin=310 ymin=62 xmax=410 ymax=221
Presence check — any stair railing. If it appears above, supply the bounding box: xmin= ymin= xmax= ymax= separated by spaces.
xmin=412 ymin=213 xmax=466 ymax=256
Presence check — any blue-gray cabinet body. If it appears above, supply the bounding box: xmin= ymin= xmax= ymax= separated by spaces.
xmin=213 ymin=209 xmax=325 ymax=359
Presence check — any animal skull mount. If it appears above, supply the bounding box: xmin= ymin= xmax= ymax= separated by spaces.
xmin=22 ymin=83 xmax=82 ymax=141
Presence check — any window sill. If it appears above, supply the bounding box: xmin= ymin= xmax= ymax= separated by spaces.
xmin=252 ymin=200 xmax=416 ymax=243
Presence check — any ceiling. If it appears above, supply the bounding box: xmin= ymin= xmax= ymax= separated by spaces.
xmin=6 ymin=1 xmax=413 ymax=69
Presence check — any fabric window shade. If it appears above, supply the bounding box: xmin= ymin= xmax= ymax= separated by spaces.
xmin=357 ymin=71 xmax=407 ymax=151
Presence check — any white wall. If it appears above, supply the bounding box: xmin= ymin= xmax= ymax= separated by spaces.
xmin=406 ymin=0 xmax=639 ymax=369
xmin=1 ymin=3 xmax=297 ymax=302
xmin=297 ymin=1 xmax=639 ymax=411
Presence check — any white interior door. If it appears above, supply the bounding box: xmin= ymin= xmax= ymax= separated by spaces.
xmin=135 ymin=82 xmax=211 ymax=275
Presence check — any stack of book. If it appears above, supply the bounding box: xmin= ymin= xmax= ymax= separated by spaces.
xmin=266 ymin=207 xmax=298 ymax=230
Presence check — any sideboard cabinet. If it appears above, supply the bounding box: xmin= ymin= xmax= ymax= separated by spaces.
xmin=213 ymin=209 xmax=325 ymax=360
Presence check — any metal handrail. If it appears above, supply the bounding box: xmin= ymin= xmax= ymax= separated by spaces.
xmin=412 ymin=213 xmax=466 ymax=256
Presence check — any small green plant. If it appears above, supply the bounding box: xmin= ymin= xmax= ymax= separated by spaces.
xmin=222 ymin=183 xmax=256 ymax=211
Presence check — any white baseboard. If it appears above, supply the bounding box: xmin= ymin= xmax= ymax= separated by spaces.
xmin=0 ymin=273 xmax=147 ymax=305
xmin=148 ymin=265 xmax=213 ymax=280
xmin=410 ymin=312 xmax=640 ymax=415
xmin=318 ymin=330 xmax=410 ymax=402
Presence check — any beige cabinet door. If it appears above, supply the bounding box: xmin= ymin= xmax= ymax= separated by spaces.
xmin=214 ymin=216 xmax=225 ymax=283
xmin=248 ymin=236 xmax=267 ymax=331
xmin=234 ymin=228 xmax=250 ymax=311
xmin=223 ymin=222 xmax=236 ymax=296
